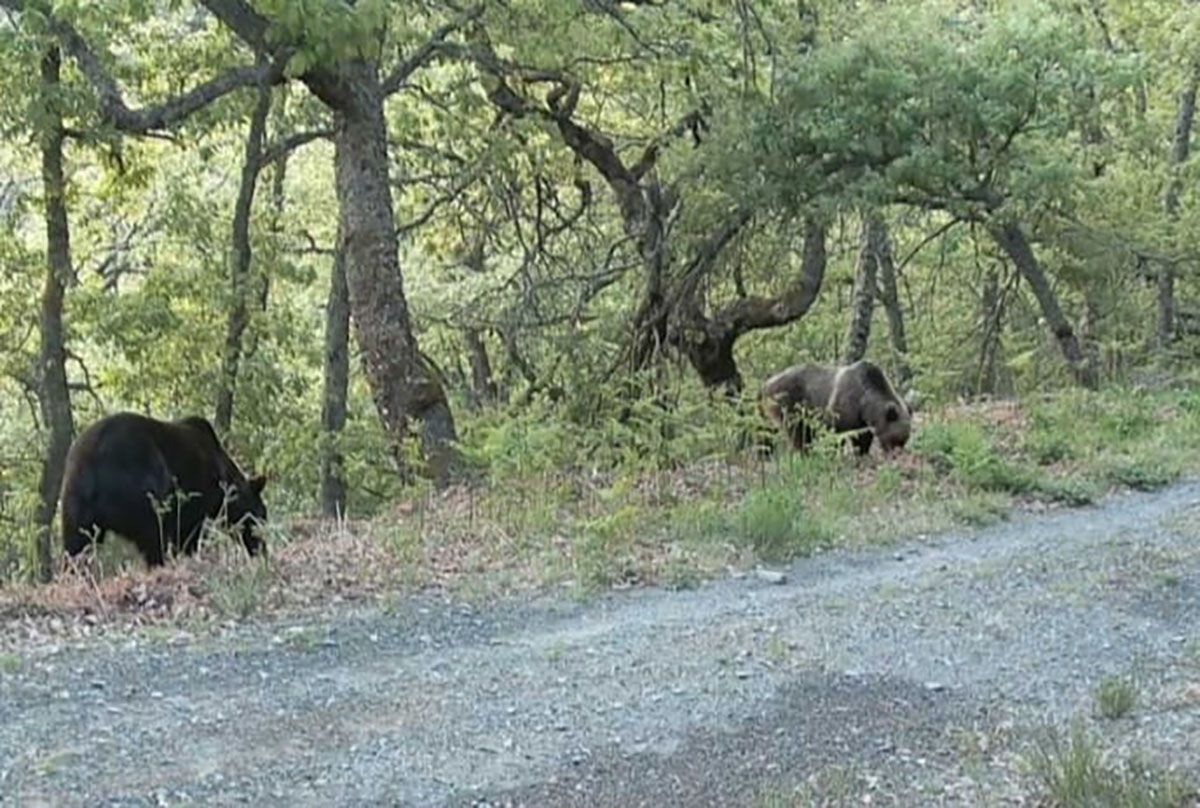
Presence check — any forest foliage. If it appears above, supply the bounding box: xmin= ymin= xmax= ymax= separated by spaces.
xmin=1 ymin=0 xmax=1199 ymax=582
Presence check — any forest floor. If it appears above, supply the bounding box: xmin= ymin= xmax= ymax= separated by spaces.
xmin=3 ymin=478 xmax=1200 ymax=806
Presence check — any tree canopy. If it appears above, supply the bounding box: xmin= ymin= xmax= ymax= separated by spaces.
xmin=1 ymin=0 xmax=1198 ymax=580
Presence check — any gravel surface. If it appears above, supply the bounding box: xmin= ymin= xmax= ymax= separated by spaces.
xmin=3 ymin=482 xmax=1200 ymax=806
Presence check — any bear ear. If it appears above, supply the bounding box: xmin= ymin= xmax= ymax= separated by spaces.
xmin=885 ymin=403 xmax=900 ymax=423
xmin=249 ymin=474 xmax=267 ymax=495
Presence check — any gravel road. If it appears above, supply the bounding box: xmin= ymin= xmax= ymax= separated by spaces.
xmin=3 ymin=482 xmax=1200 ymax=807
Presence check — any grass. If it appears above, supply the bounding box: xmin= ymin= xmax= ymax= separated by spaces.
xmin=755 ymin=764 xmax=862 ymax=806
xmin=0 ymin=652 xmax=21 ymax=674
xmin=1027 ymin=723 xmax=1195 ymax=807
xmin=7 ymin=385 xmax=1200 ymax=640
xmin=1095 ymin=676 xmax=1139 ymax=720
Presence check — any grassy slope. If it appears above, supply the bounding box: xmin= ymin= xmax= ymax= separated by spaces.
xmin=4 ymin=385 xmax=1200 ymax=634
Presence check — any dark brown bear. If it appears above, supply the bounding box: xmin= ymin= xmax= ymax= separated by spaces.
xmin=760 ymin=360 xmax=912 ymax=455
xmin=60 ymin=413 xmax=268 ymax=567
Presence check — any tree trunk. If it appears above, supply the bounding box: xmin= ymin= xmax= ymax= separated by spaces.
xmin=215 ymin=75 xmax=271 ymax=433
xmin=683 ymin=329 xmax=741 ymax=393
xmin=843 ymin=217 xmax=879 ymax=364
xmin=683 ymin=218 xmax=827 ymax=392
xmin=989 ymin=222 xmax=1097 ymax=389
xmin=332 ymin=61 xmax=457 ymax=486
xmin=870 ymin=216 xmax=913 ymax=388
xmin=1158 ymin=67 xmax=1199 ymax=351
xmin=319 ymin=239 xmax=350 ymax=518
xmin=976 ymin=267 xmax=1003 ymax=396
xmin=464 ymin=328 xmax=497 ymax=407
xmin=34 ymin=45 xmax=76 ymax=582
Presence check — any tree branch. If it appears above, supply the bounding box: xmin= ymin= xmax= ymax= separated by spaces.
xmin=1 ymin=0 xmax=279 ymax=133
xmin=255 ymin=128 xmax=333 ymax=171
xmin=381 ymin=5 xmax=485 ymax=96
xmin=716 ymin=218 xmax=827 ymax=334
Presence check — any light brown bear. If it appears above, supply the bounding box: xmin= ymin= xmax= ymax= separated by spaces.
xmin=760 ymin=360 xmax=912 ymax=455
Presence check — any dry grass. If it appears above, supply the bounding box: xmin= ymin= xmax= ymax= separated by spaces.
xmin=4 ymin=392 xmax=1196 ymax=650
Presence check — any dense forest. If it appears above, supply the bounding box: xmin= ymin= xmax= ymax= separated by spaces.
xmin=1 ymin=0 xmax=1199 ymax=585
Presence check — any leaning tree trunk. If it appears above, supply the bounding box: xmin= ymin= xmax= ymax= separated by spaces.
xmin=332 ymin=62 xmax=457 ymax=486
xmin=989 ymin=222 xmax=1097 ymax=389
xmin=215 ymin=75 xmax=271 ymax=433
xmin=869 ymin=216 xmax=913 ymax=388
xmin=33 ymin=45 xmax=76 ymax=582
xmin=843 ymin=217 xmax=879 ymax=364
xmin=319 ymin=239 xmax=350 ymax=518
xmin=1159 ymin=67 xmax=1199 ymax=351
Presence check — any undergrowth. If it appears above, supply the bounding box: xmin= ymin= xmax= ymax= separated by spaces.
xmin=7 ymin=384 xmax=1200 ymax=635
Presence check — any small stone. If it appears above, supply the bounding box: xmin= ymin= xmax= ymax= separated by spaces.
xmin=755 ymin=569 xmax=788 ymax=585
xmin=924 ymin=681 xmax=946 ymax=692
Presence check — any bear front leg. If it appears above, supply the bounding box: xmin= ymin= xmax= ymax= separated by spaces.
xmin=852 ymin=430 xmax=874 ymax=456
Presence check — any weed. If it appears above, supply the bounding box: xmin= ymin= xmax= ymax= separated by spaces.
xmin=283 ymin=626 xmax=323 ymax=652
xmin=756 ymin=764 xmax=862 ymax=806
xmin=1095 ymin=676 xmax=1138 ymax=720
xmin=662 ymin=555 xmax=703 ymax=591
xmin=574 ymin=505 xmax=640 ymax=590
xmin=733 ymin=486 xmax=835 ymax=562
xmin=765 ymin=635 xmax=791 ymax=665
xmin=206 ymin=558 xmax=272 ymax=619
xmin=1035 ymin=476 xmax=1099 ymax=507
xmin=1106 ymin=460 xmax=1179 ymax=492
xmin=949 ymin=492 xmax=1011 ymax=526
xmin=1027 ymin=723 xmax=1194 ymax=807
xmin=0 ymin=652 xmax=21 ymax=675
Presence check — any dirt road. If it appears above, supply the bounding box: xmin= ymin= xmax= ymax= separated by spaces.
xmin=3 ymin=483 xmax=1200 ymax=806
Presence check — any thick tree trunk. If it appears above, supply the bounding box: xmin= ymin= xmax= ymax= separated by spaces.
xmin=628 ymin=182 xmax=675 ymax=372
xmin=215 ymin=76 xmax=271 ymax=433
xmin=989 ymin=222 xmax=1097 ymax=389
xmin=319 ymin=240 xmax=350 ymax=518
xmin=1159 ymin=68 xmax=1199 ymax=351
xmin=683 ymin=330 xmax=741 ymax=393
xmin=869 ymin=216 xmax=912 ymax=388
xmin=332 ymin=62 xmax=456 ymax=486
xmin=843 ymin=217 xmax=879 ymax=364
xmin=464 ymin=328 xmax=497 ymax=407
xmin=34 ymin=46 xmax=75 ymax=582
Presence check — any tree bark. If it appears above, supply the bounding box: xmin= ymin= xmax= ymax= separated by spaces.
xmin=16 ymin=0 xmax=462 ymax=486
xmin=34 ymin=45 xmax=76 ymax=582
xmin=319 ymin=239 xmax=350 ymax=518
xmin=1158 ymin=67 xmax=1199 ymax=351
xmin=684 ymin=218 xmax=827 ymax=391
xmin=332 ymin=61 xmax=457 ymax=486
xmin=871 ymin=215 xmax=913 ymax=388
xmin=989 ymin=222 xmax=1097 ymax=389
xmin=976 ymin=267 xmax=1003 ymax=396
xmin=464 ymin=328 xmax=498 ymax=407
xmin=843 ymin=217 xmax=879 ymax=364
xmin=215 ymin=74 xmax=271 ymax=433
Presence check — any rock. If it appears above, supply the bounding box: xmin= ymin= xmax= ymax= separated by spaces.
xmin=755 ymin=568 xmax=788 ymax=585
